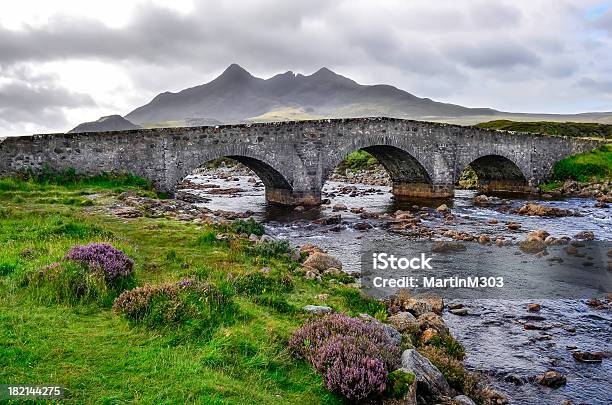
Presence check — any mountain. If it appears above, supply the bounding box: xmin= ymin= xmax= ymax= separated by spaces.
xmin=71 ymin=64 xmax=612 ymax=131
xmin=69 ymin=115 xmax=140 ymax=133
xmin=124 ymin=64 xmax=500 ymax=125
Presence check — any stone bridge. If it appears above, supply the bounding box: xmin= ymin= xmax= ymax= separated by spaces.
xmin=0 ymin=117 xmax=603 ymax=205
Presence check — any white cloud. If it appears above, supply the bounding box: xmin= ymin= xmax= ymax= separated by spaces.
xmin=0 ymin=0 xmax=611 ymax=135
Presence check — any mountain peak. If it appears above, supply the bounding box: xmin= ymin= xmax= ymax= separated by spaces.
xmin=220 ymin=63 xmax=252 ymax=79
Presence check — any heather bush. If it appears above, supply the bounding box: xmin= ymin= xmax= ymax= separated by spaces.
xmin=24 ymin=243 xmax=135 ymax=306
xmin=289 ymin=313 xmax=401 ymax=401
xmin=64 ymin=243 xmax=134 ymax=287
xmin=113 ymin=279 xmax=234 ymax=330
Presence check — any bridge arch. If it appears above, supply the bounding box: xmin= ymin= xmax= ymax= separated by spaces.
xmin=459 ymin=154 xmax=531 ymax=193
xmin=323 ymin=139 xmax=453 ymax=198
xmin=171 ymin=145 xmax=296 ymax=205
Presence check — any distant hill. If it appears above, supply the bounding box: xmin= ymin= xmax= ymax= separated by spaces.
xmin=70 ymin=64 xmax=612 ymax=131
xmin=69 ymin=115 xmax=140 ymax=133
xmin=475 ymin=120 xmax=612 ymax=140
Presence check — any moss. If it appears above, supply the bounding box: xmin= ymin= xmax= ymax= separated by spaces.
xmin=386 ymin=369 xmax=415 ymax=399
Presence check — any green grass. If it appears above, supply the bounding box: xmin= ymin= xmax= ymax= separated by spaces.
xmin=475 ymin=120 xmax=612 ymax=139
xmin=336 ymin=150 xmax=379 ymax=173
xmin=0 ymin=177 xmax=384 ymax=404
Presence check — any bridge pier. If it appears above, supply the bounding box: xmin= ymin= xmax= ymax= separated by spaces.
xmin=392 ymin=182 xmax=454 ymax=199
xmin=476 ymin=179 xmax=536 ymax=194
xmin=265 ymin=187 xmax=321 ymax=206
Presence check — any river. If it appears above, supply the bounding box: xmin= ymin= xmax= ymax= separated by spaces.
xmin=181 ymin=168 xmax=612 ymax=405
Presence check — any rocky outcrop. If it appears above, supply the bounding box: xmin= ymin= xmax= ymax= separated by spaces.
xmin=399 ymin=349 xmax=454 ymax=401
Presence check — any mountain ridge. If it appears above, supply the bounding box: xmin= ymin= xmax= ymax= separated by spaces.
xmin=71 ymin=64 xmax=612 ymax=132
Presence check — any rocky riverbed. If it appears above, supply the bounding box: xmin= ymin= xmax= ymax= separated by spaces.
xmin=103 ymin=165 xmax=611 ymax=404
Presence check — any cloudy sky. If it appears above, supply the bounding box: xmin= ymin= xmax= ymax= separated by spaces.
xmin=0 ymin=0 xmax=611 ymax=136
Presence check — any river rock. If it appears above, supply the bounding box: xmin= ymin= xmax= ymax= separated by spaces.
xmin=536 ymin=371 xmax=566 ymax=388
xmin=432 ymin=241 xmax=467 ymax=253
xmin=527 ymin=303 xmax=541 ymax=312
xmin=572 ymin=351 xmax=604 ymax=363
xmin=303 ymin=305 xmax=331 ymax=315
xmin=478 ymin=235 xmax=491 ymax=245
xmin=475 ymin=194 xmax=503 ymax=206
xmin=449 ymin=308 xmax=469 ymax=316
xmin=388 ymin=311 xmax=419 ymax=333
xmin=399 ymin=349 xmax=453 ymax=400
xmin=436 ymin=204 xmax=449 ymax=212
xmin=527 ymin=230 xmax=550 ymax=241
xmin=332 ymin=203 xmax=347 ymax=212
xmin=418 ymin=312 xmax=449 ymax=337
xmin=519 ymin=239 xmax=547 ymax=254
xmin=574 ymin=231 xmax=595 ymax=240
xmin=518 ymin=203 xmax=574 ymax=217
xmin=507 ymin=222 xmax=522 ymax=231
xmin=453 ymin=395 xmax=477 ymax=405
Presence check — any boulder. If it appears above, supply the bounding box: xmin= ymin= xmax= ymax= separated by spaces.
xmin=519 ymin=239 xmax=547 ymax=254
xmin=527 ymin=303 xmax=541 ymax=312
xmin=478 ymin=235 xmax=491 ymax=245
xmin=303 ymin=305 xmax=332 ymax=315
xmin=388 ymin=311 xmax=419 ymax=333
xmin=399 ymin=349 xmax=453 ymax=400
xmin=453 ymin=395 xmax=477 ymax=405
xmin=302 ymin=252 xmax=342 ymax=272
xmin=536 ymin=371 xmax=566 ymax=388
xmin=432 ymin=241 xmax=467 ymax=253
xmin=527 ymin=230 xmax=550 ymax=241
xmin=358 ymin=313 xmax=402 ymax=345
xmin=436 ymin=204 xmax=450 ymax=212
xmin=507 ymin=222 xmax=522 ymax=231
xmin=518 ymin=203 xmax=574 ymax=217
xmin=449 ymin=308 xmax=469 ymax=316
xmin=574 ymin=231 xmax=595 ymax=240
xmin=332 ymin=203 xmax=347 ymax=212
xmin=418 ymin=312 xmax=449 ymax=337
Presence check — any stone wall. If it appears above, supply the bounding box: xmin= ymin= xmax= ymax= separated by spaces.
xmin=0 ymin=117 xmax=603 ymax=205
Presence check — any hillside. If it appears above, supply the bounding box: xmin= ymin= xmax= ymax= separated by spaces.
xmin=69 ymin=115 xmax=140 ymax=133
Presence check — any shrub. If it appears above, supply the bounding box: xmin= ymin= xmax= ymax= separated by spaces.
xmin=230 ymin=218 xmax=265 ymax=236
xmin=246 ymin=240 xmax=290 ymax=259
xmin=427 ymin=335 xmax=465 ymax=360
xmin=64 ymin=243 xmax=134 ymax=287
xmin=113 ymin=279 xmax=233 ymax=329
xmin=231 ymin=272 xmax=293 ymax=295
xmin=24 ymin=244 xmax=135 ymax=306
xmin=289 ymin=313 xmax=400 ymax=401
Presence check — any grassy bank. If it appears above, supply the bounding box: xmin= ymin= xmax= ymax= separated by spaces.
xmin=0 ymin=176 xmax=381 ymax=404
xmin=475 ymin=120 xmax=612 ymax=140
